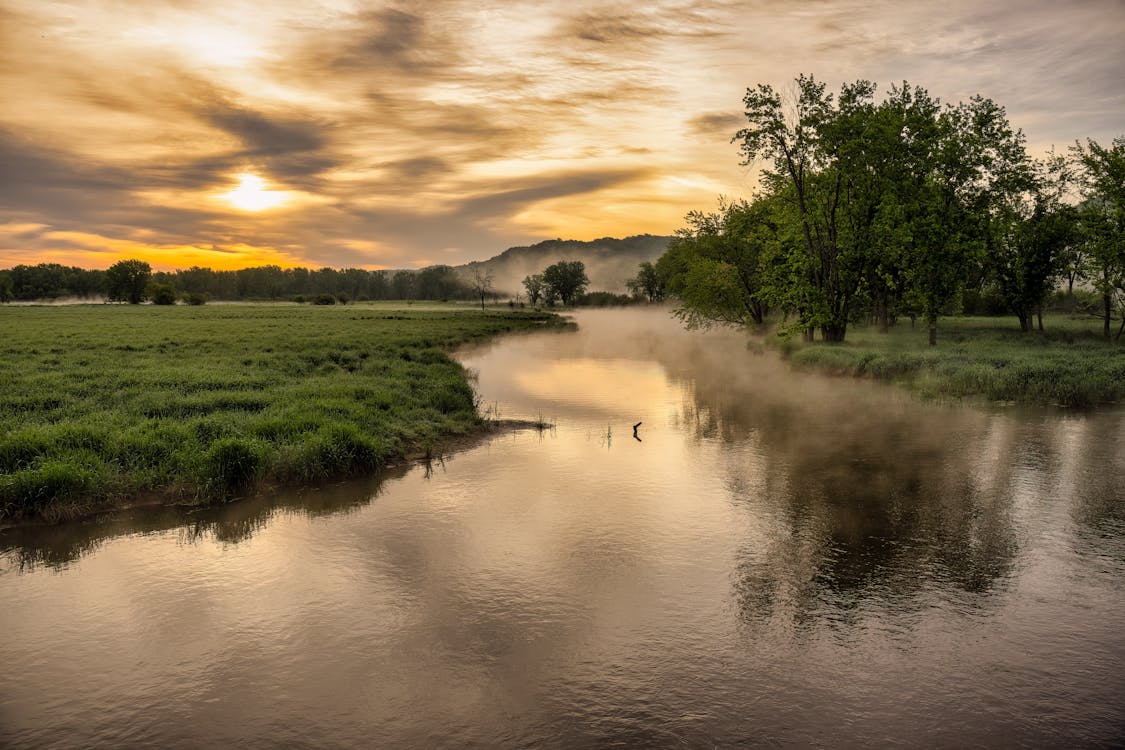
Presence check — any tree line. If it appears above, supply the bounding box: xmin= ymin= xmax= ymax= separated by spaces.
xmin=0 ymin=261 xmax=502 ymax=305
xmin=651 ymin=75 xmax=1125 ymax=343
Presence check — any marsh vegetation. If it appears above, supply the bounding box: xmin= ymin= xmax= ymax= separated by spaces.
xmin=0 ymin=303 xmax=556 ymax=521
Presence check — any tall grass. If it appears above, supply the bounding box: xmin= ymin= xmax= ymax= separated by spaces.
xmin=0 ymin=303 xmax=557 ymax=520
xmin=783 ymin=315 xmax=1125 ymax=407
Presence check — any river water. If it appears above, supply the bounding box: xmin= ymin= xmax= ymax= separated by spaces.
xmin=2 ymin=308 xmax=1124 ymax=748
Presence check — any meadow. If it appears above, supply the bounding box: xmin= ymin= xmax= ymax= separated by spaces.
xmin=781 ymin=315 xmax=1125 ymax=407
xmin=0 ymin=303 xmax=557 ymax=521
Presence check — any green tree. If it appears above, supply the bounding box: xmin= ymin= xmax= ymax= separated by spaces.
xmin=991 ymin=200 xmax=1077 ymax=331
xmin=900 ymin=94 xmax=1033 ymax=344
xmin=416 ymin=265 xmax=464 ymax=301
xmin=105 ymin=259 xmax=152 ymax=304
xmin=542 ymin=261 xmax=589 ymax=306
xmin=626 ymin=261 xmax=666 ymax=303
xmin=736 ymin=76 xmax=886 ymax=341
xmin=660 ymin=198 xmax=775 ymax=327
xmin=522 ymin=274 xmax=545 ymax=306
xmin=1072 ymin=136 xmax=1125 ymax=339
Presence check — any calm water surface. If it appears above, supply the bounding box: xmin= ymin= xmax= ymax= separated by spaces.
xmin=2 ymin=309 xmax=1124 ymax=748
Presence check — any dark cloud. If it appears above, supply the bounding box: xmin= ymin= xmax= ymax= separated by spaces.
xmin=0 ymin=131 xmax=236 ymax=246
xmin=197 ymin=104 xmax=339 ymax=187
xmin=456 ymin=167 xmax=652 ymax=219
xmin=202 ymin=107 xmax=325 ymax=156
xmin=687 ymin=111 xmax=744 ymax=137
xmin=0 ymin=133 xmax=126 ymax=201
xmin=381 ymin=156 xmax=451 ymax=180
xmin=558 ymin=6 xmax=727 ymax=45
xmin=292 ymin=5 xmax=463 ymax=77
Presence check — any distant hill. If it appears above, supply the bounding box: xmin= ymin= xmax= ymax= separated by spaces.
xmin=458 ymin=234 xmax=671 ymax=295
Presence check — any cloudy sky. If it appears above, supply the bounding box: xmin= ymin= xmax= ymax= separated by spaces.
xmin=2 ymin=0 xmax=1123 ymax=271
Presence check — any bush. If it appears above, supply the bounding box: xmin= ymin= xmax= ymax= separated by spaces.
xmin=148 ymin=282 xmax=177 ymax=305
xmin=313 ymin=294 xmax=336 ymax=305
xmin=184 ymin=292 xmax=207 ymax=306
xmin=336 ymin=293 xmax=350 ymax=304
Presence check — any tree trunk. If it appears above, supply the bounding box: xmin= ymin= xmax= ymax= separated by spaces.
xmin=1017 ymin=312 xmax=1030 ymax=332
xmin=803 ymin=326 xmax=815 ymax=342
xmin=1037 ymin=306 xmax=1043 ymax=332
xmin=822 ymin=324 xmax=847 ymax=343
xmin=877 ymin=298 xmax=889 ymax=333
xmin=1105 ymin=293 xmax=1113 ymax=340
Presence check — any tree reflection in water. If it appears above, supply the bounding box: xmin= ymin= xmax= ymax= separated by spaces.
xmin=1 ymin=467 xmax=407 ymax=572
xmin=657 ymin=327 xmax=1124 ymax=631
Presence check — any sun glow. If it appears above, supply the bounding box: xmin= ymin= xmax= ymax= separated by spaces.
xmin=222 ymin=173 xmax=288 ymax=211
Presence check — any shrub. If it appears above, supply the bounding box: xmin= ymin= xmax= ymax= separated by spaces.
xmin=314 ymin=294 xmax=336 ymax=305
xmin=149 ymin=282 xmax=177 ymax=305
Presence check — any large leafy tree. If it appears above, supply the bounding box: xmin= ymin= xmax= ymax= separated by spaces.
xmin=1071 ymin=136 xmax=1125 ymax=339
xmin=991 ymin=200 xmax=1077 ymax=331
xmin=660 ymin=198 xmax=776 ymax=328
xmin=736 ymin=76 xmax=909 ymax=341
xmin=522 ymin=274 xmax=545 ymax=305
xmin=626 ymin=262 xmax=666 ymax=303
xmin=105 ymin=259 xmax=152 ymax=304
xmin=904 ymin=94 xmax=1032 ymax=344
xmin=542 ymin=261 xmax=589 ymax=306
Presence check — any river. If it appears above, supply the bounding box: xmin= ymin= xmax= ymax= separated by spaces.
xmin=2 ymin=308 xmax=1123 ymax=747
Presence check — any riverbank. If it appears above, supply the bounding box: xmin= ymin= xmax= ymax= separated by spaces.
xmin=0 ymin=303 xmax=561 ymax=522
xmin=777 ymin=315 xmax=1125 ymax=407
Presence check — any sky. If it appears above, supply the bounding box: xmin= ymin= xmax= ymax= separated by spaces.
xmin=1 ymin=0 xmax=1123 ymax=271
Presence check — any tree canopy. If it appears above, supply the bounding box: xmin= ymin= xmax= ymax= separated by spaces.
xmin=657 ymin=74 xmax=1124 ymax=343
xmin=106 ymin=259 xmax=152 ymax=304
xmin=542 ymin=261 xmax=589 ymax=306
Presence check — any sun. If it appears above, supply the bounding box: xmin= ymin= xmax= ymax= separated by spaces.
xmin=222 ymin=173 xmax=287 ymax=211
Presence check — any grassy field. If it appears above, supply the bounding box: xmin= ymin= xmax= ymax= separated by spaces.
xmin=779 ymin=315 xmax=1125 ymax=407
xmin=0 ymin=302 xmax=557 ymax=521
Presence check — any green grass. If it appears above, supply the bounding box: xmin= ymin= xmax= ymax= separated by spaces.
xmin=0 ymin=302 xmax=557 ymax=520
xmin=782 ymin=315 xmax=1125 ymax=407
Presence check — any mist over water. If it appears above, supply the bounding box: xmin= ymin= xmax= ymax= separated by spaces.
xmin=2 ymin=308 xmax=1124 ymax=748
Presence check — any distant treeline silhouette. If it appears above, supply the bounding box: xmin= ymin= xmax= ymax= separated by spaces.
xmin=0 ymin=263 xmax=490 ymax=303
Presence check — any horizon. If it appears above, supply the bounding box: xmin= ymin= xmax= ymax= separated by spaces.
xmin=2 ymin=0 xmax=1123 ymax=272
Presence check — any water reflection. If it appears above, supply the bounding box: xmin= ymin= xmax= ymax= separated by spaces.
xmin=2 ymin=308 xmax=1123 ymax=748
xmin=1 ymin=467 xmax=406 ymax=572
